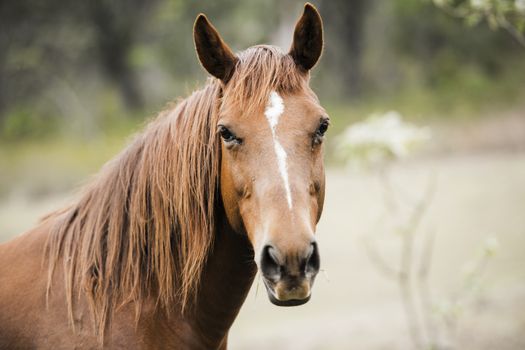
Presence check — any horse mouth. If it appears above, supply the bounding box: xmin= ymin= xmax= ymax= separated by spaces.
xmin=267 ymin=292 xmax=311 ymax=306
xmin=262 ymin=278 xmax=311 ymax=307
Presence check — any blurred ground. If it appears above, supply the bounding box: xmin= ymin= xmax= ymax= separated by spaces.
xmin=1 ymin=134 xmax=524 ymax=348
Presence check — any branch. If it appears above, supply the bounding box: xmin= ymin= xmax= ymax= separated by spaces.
xmin=498 ymin=14 xmax=525 ymax=48
xmin=363 ymin=235 xmax=401 ymax=280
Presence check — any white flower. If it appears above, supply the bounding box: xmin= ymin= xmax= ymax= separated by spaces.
xmin=335 ymin=111 xmax=431 ymax=167
xmin=435 ymin=300 xmax=463 ymax=318
xmin=433 ymin=0 xmax=449 ymax=7
xmin=483 ymin=236 xmax=500 ymax=256
xmin=516 ymin=0 xmax=525 ymax=13
xmin=461 ymin=261 xmax=477 ymax=279
xmin=470 ymin=0 xmax=488 ymax=10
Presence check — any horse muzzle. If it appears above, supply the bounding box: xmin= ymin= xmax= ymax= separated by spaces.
xmin=259 ymin=242 xmax=320 ymax=307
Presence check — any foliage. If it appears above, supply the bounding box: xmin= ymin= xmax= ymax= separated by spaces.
xmin=335 ymin=111 xmax=431 ymax=168
xmin=0 ymin=0 xmax=524 ymax=142
xmin=432 ymin=0 xmax=525 ymax=46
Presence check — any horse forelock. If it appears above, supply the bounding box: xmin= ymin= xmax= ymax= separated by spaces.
xmin=44 ymin=45 xmax=307 ymax=342
xmin=222 ymin=45 xmax=310 ymax=115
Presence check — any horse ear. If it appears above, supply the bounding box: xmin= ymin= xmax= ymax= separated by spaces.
xmin=194 ymin=14 xmax=237 ymax=83
xmin=289 ymin=3 xmax=323 ymax=71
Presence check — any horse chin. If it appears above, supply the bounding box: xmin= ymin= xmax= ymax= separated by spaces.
xmin=263 ymin=279 xmax=311 ymax=307
xmin=267 ymin=292 xmax=311 ymax=307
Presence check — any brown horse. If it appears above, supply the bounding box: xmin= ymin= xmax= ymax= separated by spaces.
xmin=0 ymin=4 xmax=327 ymax=349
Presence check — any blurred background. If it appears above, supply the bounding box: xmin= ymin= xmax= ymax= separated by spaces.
xmin=1 ymin=0 xmax=524 ymax=348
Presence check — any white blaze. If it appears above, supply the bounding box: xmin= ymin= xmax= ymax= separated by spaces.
xmin=264 ymin=91 xmax=293 ymax=209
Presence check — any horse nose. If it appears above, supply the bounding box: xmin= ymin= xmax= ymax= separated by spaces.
xmin=260 ymin=242 xmax=320 ymax=281
xmin=304 ymin=242 xmax=320 ymax=277
xmin=260 ymin=245 xmax=282 ymax=280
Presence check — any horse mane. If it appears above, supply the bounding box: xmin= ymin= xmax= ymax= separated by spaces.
xmin=44 ymin=45 xmax=307 ymax=339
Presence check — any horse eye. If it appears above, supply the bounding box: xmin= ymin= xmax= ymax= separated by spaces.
xmin=218 ymin=126 xmax=239 ymax=144
xmin=313 ymin=119 xmax=329 ymax=146
xmin=317 ymin=120 xmax=329 ymax=136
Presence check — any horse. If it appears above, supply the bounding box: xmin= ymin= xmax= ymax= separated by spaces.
xmin=0 ymin=3 xmax=327 ymax=349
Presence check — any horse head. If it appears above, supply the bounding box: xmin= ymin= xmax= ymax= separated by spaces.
xmin=194 ymin=3 xmax=327 ymax=306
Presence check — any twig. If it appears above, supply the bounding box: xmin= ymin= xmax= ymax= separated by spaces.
xmin=395 ymin=172 xmax=436 ymax=349
xmin=379 ymin=166 xmax=399 ymax=215
xmin=363 ymin=235 xmax=401 ymax=280
xmin=434 ymin=2 xmax=525 ymax=49
xmin=498 ymin=15 xmax=525 ymax=48
xmin=418 ymin=229 xmax=439 ymax=348
xmin=399 ymin=230 xmax=424 ymax=349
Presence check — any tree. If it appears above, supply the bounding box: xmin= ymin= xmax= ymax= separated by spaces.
xmin=320 ymin=0 xmax=371 ymax=98
xmin=86 ymin=0 xmax=158 ymax=111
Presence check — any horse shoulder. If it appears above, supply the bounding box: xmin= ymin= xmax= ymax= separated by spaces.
xmin=0 ymin=222 xmax=52 ymax=347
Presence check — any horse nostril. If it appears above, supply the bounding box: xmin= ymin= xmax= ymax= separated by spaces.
xmin=305 ymin=242 xmax=320 ymax=275
xmin=260 ymin=245 xmax=281 ymax=279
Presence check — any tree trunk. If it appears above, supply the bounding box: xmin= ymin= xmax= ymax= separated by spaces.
xmin=320 ymin=0 xmax=370 ymax=98
xmin=87 ymin=0 xmax=146 ymax=112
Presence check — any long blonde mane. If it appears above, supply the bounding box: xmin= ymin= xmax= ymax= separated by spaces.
xmin=45 ymin=45 xmax=307 ymax=338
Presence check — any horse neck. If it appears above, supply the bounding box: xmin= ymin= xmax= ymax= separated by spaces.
xmin=187 ymin=210 xmax=257 ymax=347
